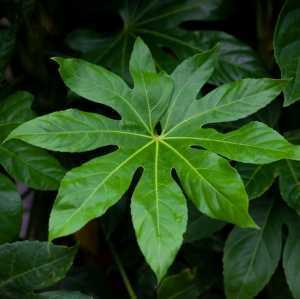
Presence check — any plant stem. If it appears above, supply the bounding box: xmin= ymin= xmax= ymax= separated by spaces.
xmin=102 ymin=225 xmax=137 ymax=299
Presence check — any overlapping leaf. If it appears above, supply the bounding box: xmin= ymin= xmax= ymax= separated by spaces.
xmin=283 ymin=210 xmax=300 ymax=299
xmin=7 ymin=38 xmax=300 ymax=281
xmin=0 ymin=91 xmax=65 ymax=190
xmin=278 ymin=130 xmax=300 ymax=214
xmin=0 ymin=174 xmax=22 ymax=244
xmin=0 ymin=241 xmax=77 ymax=299
xmin=274 ymin=0 xmax=300 ymax=106
xmin=223 ymin=198 xmax=282 ymax=299
xmin=237 ymin=163 xmax=277 ymax=199
xmin=66 ymin=0 xmax=265 ymax=84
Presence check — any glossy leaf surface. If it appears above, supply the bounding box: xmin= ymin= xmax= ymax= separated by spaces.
xmin=8 ymin=38 xmax=297 ymax=281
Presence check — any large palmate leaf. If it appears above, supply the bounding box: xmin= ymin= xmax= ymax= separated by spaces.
xmin=223 ymin=198 xmax=282 ymax=299
xmin=66 ymin=0 xmax=265 ymax=84
xmin=0 ymin=241 xmax=77 ymax=299
xmin=7 ymin=38 xmax=300 ymax=281
xmin=0 ymin=174 xmax=22 ymax=244
xmin=0 ymin=91 xmax=65 ymax=190
xmin=274 ymin=0 xmax=300 ymax=106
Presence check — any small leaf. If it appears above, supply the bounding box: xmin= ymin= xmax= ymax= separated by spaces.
xmin=237 ymin=163 xmax=278 ymax=199
xmin=0 ymin=241 xmax=77 ymax=298
xmin=274 ymin=0 xmax=300 ymax=106
xmin=184 ymin=213 xmax=225 ymax=243
xmin=158 ymin=269 xmax=200 ymax=299
xmin=224 ymin=198 xmax=282 ymax=299
xmin=0 ymin=174 xmax=22 ymax=244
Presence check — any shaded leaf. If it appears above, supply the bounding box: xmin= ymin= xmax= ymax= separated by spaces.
xmin=0 ymin=141 xmax=65 ymax=190
xmin=158 ymin=269 xmax=200 ymax=299
xmin=237 ymin=163 xmax=277 ymax=199
xmin=279 ymin=160 xmax=300 ymax=214
xmin=224 ymin=198 xmax=282 ymax=299
xmin=0 ymin=241 xmax=77 ymax=299
xmin=66 ymin=0 xmax=264 ymax=84
xmin=0 ymin=91 xmax=35 ymax=142
xmin=0 ymin=174 xmax=22 ymax=244
xmin=274 ymin=0 xmax=300 ymax=106
xmin=283 ymin=210 xmax=300 ymax=299
xmin=36 ymin=291 xmax=92 ymax=299
xmin=184 ymin=213 xmax=225 ymax=243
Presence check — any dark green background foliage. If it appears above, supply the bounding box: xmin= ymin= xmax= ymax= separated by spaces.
xmin=1 ymin=0 xmax=300 ymax=298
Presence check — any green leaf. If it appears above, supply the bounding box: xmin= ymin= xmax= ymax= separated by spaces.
xmin=0 ymin=91 xmax=65 ymax=190
xmin=170 ymin=121 xmax=300 ymax=164
xmin=0 ymin=174 xmax=22 ymax=244
xmin=35 ymin=291 xmax=92 ymax=299
xmin=163 ymin=144 xmax=255 ymax=228
xmin=184 ymin=213 xmax=225 ymax=243
xmin=147 ymin=30 xmax=267 ymax=85
xmin=161 ymin=47 xmax=218 ymax=132
xmin=237 ymin=163 xmax=278 ymax=199
xmin=158 ymin=268 xmax=200 ymax=299
xmin=0 ymin=141 xmax=65 ymax=190
xmin=8 ymin=38 xmax=299 ymax=281
xmin=279 ymin=160 xmax=300 ymax=214
xmin=278 ymin=130 xmax=300 ymax=214
xmin=0 ymin=91 xmax=35 ymax=142
xmin=283 ymin=210 xmax=300 ymax=299
xmin=224 ymin=198 xmax=282 ymax=299
xmin=66 ymin=1 xmax=263 ymax=85
xmin=0 ymin=241 xmax=77 ymax=299
xmin=165 ymin=78 xmax=287 ymax=132
xmin=274 ymin=0 xmax=300 ymax=106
